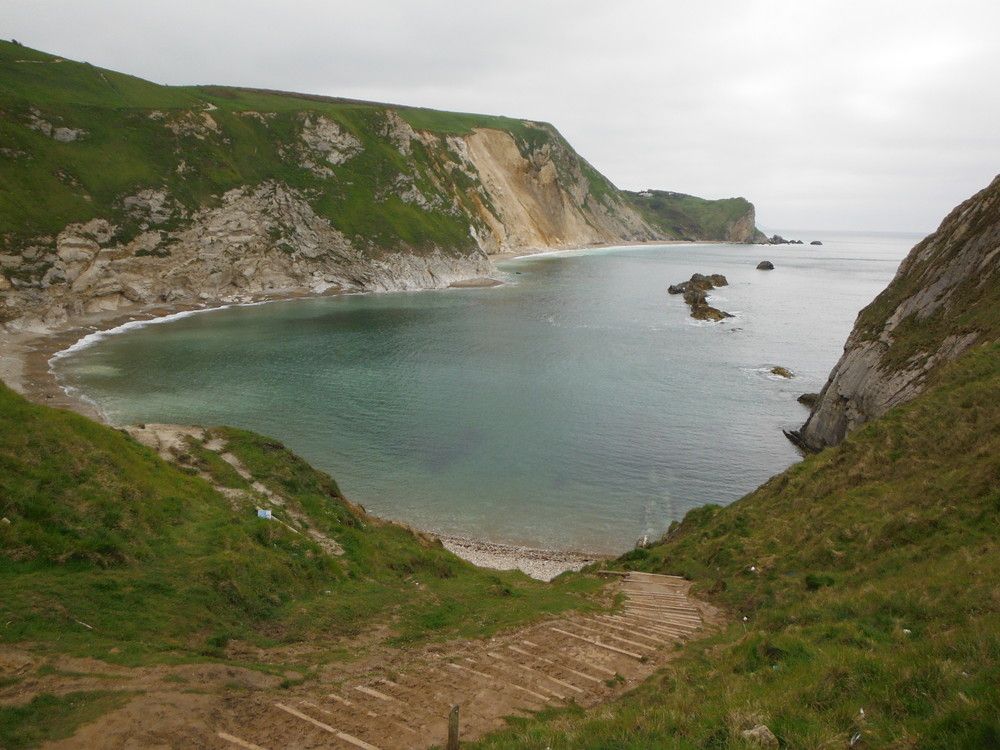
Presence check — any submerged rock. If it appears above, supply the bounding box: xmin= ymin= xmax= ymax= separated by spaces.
xmin=771 ymin=366 xmax=794 ymax=378
xmin=810 ymin=240 xmax=823 ymax=245
xmin=757 ymin=260 xmax=774 ymax=270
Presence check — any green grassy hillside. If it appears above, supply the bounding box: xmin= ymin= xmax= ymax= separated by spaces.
xmin=0 ymin=40 xmax=759 ymax=264
xmin=623 ymin=190 xmax=763 ymax=242
xmin=474 ymin=341 xmax=1000 ymax=748
xmin=0 ymin=41 xmax=487 ymax=252
xmin=0 ymin=383 xmax=600 ymax=668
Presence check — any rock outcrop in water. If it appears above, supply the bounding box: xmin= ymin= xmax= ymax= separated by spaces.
xmin=668 ymin=273 xmax=733 ymax=321
xmin=0 ymin=41 xmax=766 ymax=335
xmin=788 ymin=174 xmax=1000 ymax=451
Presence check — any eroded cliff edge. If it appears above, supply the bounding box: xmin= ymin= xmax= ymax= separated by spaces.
xmin=0 ymin=42 xmax=761 ymax=335
xmin=790 ymin=174 xmax=1000 ymax=451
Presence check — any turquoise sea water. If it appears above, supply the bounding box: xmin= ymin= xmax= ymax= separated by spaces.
xmin=55 ymin=234 xmax=916 ymax=554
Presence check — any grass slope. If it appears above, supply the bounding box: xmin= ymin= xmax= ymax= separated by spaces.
xmin=474 ymin=342 xmax=1000 ymax=749
xmin=0 ymin=383 xmax=601 ymax=669
xmin=623 ymin=190 xmax=758 ymax=241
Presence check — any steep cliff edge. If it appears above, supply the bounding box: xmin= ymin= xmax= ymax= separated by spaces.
xmin=790 ymin=174 xmax=1000 ymax=450
xmin=0 ymin=42 xmax=762 ymax=334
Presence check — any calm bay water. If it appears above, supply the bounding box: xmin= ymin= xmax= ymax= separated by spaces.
xmin=55 ymin=233 xmax=916 ymax=554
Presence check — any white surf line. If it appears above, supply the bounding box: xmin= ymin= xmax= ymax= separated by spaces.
xmin=521 ymin=639 xmax=617 ymax=677
xmin=507 ymin=645 xmax=604 ymax=685
xmin=217 ymin=731 xmax=269 ymax=750
xmin=273 ymin=702 xmax=380 ymax=750
xmin=549 ymin=627 xmax=644 ymax=660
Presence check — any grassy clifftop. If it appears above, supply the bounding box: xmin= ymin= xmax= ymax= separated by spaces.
xmin=0 ymin=382 xmax=600 ymax=668
xmin=0 ymin=41 xmax=484 ymax=252
xmin=474 ymin=341 xmax=1000 ymax=748
xmin=0 ymin=40 xmax=757 ymax=262
xmin=624 ymin=189 xmax=764 ymax=242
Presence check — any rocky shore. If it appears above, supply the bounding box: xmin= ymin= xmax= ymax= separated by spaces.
xmin=438 ymin=535 xmax=601 ymax=581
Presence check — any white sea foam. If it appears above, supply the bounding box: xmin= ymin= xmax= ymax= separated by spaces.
xmin=52 ymin=309 xmax=211 ymax=363
xmin=49 ymin=300 xmax=279 ymax=364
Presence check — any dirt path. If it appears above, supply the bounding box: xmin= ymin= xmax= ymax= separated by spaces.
xmin=11 ymin=574 xmax=719 ymax=750
xmin=208 ymin=572 xmax=716 ymax=750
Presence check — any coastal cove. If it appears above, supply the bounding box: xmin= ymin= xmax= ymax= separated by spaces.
xmin=51 ymin=234 xmax=914 ymax=556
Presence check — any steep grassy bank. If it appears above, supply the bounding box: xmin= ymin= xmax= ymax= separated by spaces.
xmin=473 ymin=341 xmax=1000 ymax=748
xmin=0 ymin=383 xmax=601 ymax=668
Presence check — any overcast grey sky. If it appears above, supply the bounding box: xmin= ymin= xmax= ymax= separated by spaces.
xmin=4 ymin=1 xmax=999 ymax=231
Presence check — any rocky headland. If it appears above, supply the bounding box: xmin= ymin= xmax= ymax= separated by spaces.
xmin=788 ymin=174 xmax=1000 ymax=450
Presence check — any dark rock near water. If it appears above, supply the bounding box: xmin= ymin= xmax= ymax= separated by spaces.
xmin=768 ymin=234 xmax=803 ymax=245
xmin=691 ymin=303 xmax=733 ymax=321
xmin=683 ymin=287 xmax=706 ymax=306
xmin=668 ymin=273 xmax=728 ymax=296
xmin=771 ymin=366 xmax=794 ymax=378
xmin=810 ymin=240 xmax=823 ymax=245
xmin=756 ymin=260 xmax=774 ymax=270
xmin=667 ymin=272 xmax=732 ymax=321
xmin=797 ymin=392 xmax=820 ymax=407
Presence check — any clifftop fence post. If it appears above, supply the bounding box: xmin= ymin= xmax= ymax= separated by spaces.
xmin=447 ymin=704 xmax=460 ymax=749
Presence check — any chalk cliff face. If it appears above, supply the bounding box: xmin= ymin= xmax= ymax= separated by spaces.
xmin=791 ymin=175 xmax=1000 ymax=451
xmin=0 ymin=41 xmax=764 ymax=333
xmin=462 ymin=128 xmax=655 ymax=251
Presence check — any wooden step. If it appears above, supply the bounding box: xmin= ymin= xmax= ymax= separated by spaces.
xmin=550 ymin=627 xmax=644 ymax=660
xmin=273 ymin=702 xmax=381 ymax=750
